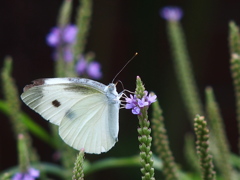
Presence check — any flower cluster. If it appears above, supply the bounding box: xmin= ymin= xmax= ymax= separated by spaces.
xmin=125 ymin=91 xmax=157 ymax=115
xmin=46 ymin=24 xmax=78 ymax=62
xmin=75 ymin=55 xmax=102 ymax=79
xmin=12 ymin=167 xmax=40 ymax=180
xmin=160 ymin=6 xmax=183 ymax=21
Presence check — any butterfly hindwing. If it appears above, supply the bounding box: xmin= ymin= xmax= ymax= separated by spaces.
xmin=59 ymin=93 xmax=118 ymax=154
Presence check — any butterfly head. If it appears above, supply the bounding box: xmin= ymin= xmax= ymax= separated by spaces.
xmin=107 ymin=83 xmax=117 ymax=93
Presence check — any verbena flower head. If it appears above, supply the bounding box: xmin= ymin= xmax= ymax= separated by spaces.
xmin=76 ymin=55 xmax=102 ymax=79
xmin=62 ymin=25 xmax=78 ymax=44
xmin=160 ymin=6 xmax=183 ymax=21
xmin=46 ymin=24 xmax=78 ymax=62
xmin=12 ymin=167 xmax=39 ymax=180
xmin=125 ymin=91 xmax=157 ymax=115
xmin=46 ymin=24 xmax=78 ymax=47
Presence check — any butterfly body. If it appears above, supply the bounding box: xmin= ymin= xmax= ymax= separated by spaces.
xmin=21 ymin=78 xmax=121 ymax=154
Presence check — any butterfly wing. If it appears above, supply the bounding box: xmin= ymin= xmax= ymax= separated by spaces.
xmin=59 ymin=92 xmax=119 ymax=153
xmin=21 ymin=78 xmax=119 ymax=154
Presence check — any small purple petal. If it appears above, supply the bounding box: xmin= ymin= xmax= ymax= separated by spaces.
xmin=147 ymin=94 xmax=157 ymax=104
xmin=76 ymin=56 xmax=87 ymax=75
xmin=143 ymin=91 xmax=148 ymax=97
xmin=87 ymin=61 xmax=102 ymax=79
xmin=125 ymin=103 xmax=135 ymax=109
xmin=125 ymin=94 xmax=136 ymax=103
xmin=160 ymin=6 xmax=183 ymax=21
xmin=46 ymin=27 xmax=60 ymax=47
xmin=63 ymin=25 xmax=78 ymax=44
xmin=138 ymin=98 xmax=149 ymax=107
xmin=22 ymin=174 xmax=35 ymax=180
xmin=12 ymin=173 xmax=22 ymax=180
xmin=28 ymin=168 xmax=40 ymax=178
xmin=12 ymin=168 xmax=39 ymax=180
xmin=132 ymin=106 xmax=140 ymax=115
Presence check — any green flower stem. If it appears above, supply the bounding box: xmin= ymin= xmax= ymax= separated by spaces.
xmin=72 ymin=149 xmax=85 ymax=180
xmin=73 ymin=0 xmax=93 ymax=63
xmin=230 ymin=53 xmax=240 ymax=154
xmin=205 ymin=87 xmax=232 ymax=179
xmin=1 ymin=57 xmax=26 ymax=136
xmin=1 ymin=57 xmax=38 ymax=162
xmin=229 ymin=21 xmax=240 ymax=55
xmin=229 ymin=21 xmax=240 ymax=154
xmin=151 ymin=98 xmax=179 ymax=180
xmin=57 ymin=0 xmax=72 ymax=28
xmin=135 ymin=76 xmax=155 ymax=180
xmin=55 ymin=0 xmax=73 ymax=77
xmin=18 ymin=134 xmax=30 ymax=173
xmin=167 ymin=21 xmax=203 ymax=123
xmin=194 ymin=115 xmax=215 ymax=180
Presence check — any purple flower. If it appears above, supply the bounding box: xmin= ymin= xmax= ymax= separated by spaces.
xmin=12 ymin=167 xmax=40 ymax=180
xmin=87 ymin=61 xmax=102 ymax=79
xmin=160 ymin=6 xmax=183 ymax=21
xmin=138 ymin=97 xmax=149 ymax=107
xmin=75 ymin=56 xmax=102 ymax=80
xmin=126 ymin=94 xmax=137 ymax=104
xmin=62 ymin=25 xmax=78 ymax=44
xmin=46 ymin=27 xmax=60 ymax=47
xmin=76 ymin=56 xmax=88 ymax=75
xmin=46 ymin=24 xmax=78 ymax=47
xmin=132 ymin=106 xmax=140 ymax=115
xmin=125 ymin=91 xmax=157 ymax=115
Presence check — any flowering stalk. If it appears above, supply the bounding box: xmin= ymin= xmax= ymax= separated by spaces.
xmin=72 ymin=149 xmax=85 ymax=180
xmin=18 ymin=134 xmax=30 ymax=173
xmin=1 ymin=57 xmax=38 ymax=162
xmin=161 ymin=7 xmax=203 ymax=123
xmin=12 ymin=134 xmax=40 ymax=180
xmin=57 ymin=0 xmax=73 ymax=28
xmin=151 ymin=98 xmax=179 ymax=180
xmin=194 ymin=115 xmax=215 ymax=180
xmin=73 ymin=0 xmax=93 ymax=64
xmin=229 ymin=21 xmax=240 ymax=55
xmin=205 ymin=87 xmax=232 ymax=179
xmin=1 ymin=57 xmax=26 ymax=136
xmin=55 ymin=0 xmax=73 ymax=77
xmin=229 ymin=21 xmax=240 ymax=153
xmin=135 ymin=76 xmax=155 ymax=180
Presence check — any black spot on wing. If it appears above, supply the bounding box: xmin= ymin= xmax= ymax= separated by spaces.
xmin=65 ymin=110 xmax=76 ymax=120
xmin=52 ymin=100 xmax=61 ymax=107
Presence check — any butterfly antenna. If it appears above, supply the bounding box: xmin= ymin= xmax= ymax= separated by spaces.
xmin=112 ymin=52 xmax=138 ymax=83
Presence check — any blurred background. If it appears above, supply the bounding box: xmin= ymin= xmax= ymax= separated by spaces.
xmin=0 ymin=0 xmax=240 ymax=179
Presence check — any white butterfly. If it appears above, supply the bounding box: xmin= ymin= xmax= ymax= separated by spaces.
xmin=21 ymin=78 xmax=122 ymax=154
